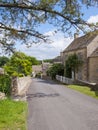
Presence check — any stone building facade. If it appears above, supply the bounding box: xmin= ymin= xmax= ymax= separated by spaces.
xmin=61 ymin=31 xmax=98 ymax=84
xmin=32 ymin=65 xmax=42 ymax=77
xmin=88 ymin=48 xmax=98 ymax=83
xmin=42 ymin=62 xmax=52 ymax=76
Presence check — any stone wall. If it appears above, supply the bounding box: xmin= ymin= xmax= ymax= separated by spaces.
xmin=11 ymin=76 xmax=32 ymax=96
xmin=75 ymin=79 xmax=98 ymax=91
xmin=87 ymin=35 xmax=98 ymax=57
xmin=17 ymin=76 xmax=32 ymax=95
xmin=62 ymin=48 xmax=88 ymax=81
xmin=11 ymin=76 xmax=18 ymax=96
xmin=88 ymin=57 xmax=98 ymax=84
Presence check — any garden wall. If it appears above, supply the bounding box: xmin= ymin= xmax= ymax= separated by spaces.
xmin=11 ymin=76 xmax=32 ymax=96
xmin=17 ymin=76 xmax=32 ymax=95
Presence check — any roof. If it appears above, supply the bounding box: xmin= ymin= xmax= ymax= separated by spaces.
xmin=32 ymin=65 xmax=42 ymax=72
xmin=52 ymin=56 xmax=62 ymax=63
xmin=63 ymin=31 xmax=98 ymax=53
xmin=90 ymin=47 xmax=98 ymax=57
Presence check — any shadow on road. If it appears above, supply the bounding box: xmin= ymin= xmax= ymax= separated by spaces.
xmin=27 ymin=92 xmax=60 ymax=100
xmin=37 ymin=78 xmax=61 ymax=85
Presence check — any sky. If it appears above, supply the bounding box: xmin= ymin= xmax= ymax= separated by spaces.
xmin=18 ymin=5 xmax=98 ymax=60
xmin=17 ymin=32 xmax=73 ymax=60
xmin=1 ymin=3 xmax=98 ymax=60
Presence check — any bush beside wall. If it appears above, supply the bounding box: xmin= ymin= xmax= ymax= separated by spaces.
xmin=0 ymin=75 xmax=11 ymax=96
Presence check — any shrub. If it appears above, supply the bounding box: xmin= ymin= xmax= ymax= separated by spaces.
xmin=36 ymin=72 xmax=41 ymax=78
xmin=65 ymin=53 xmax=83 ymax=79
xmin=47 ymin=63 xmax=64 ymax=79
xmin=0 ymin=75 xmax=11 ymax=96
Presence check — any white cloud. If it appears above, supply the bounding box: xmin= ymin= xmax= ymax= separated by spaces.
xmin=17 ymin=32 xmax=73 ymax=60
xmin=45 ymin=30 xmax=57 ymax=36
xmin=87 ymin=15 xmax=98 ymax=24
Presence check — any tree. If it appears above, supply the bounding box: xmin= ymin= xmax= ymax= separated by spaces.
xmin=27 ymin=56 xmax=40 ymax=65
xmin=0 ymin=0 xmax=98 ymax=53
xmin=65 ymin=53 xmax=83 ymax=79
xmin=0 ymin=56 xmax=9 ymax=67
xmin=43 ymin=59 xmax=53 ymax=63
xmin=47 ymin=63 xmax=64 ymax=79
xmin=4 ymin=51 xmax=38 ymax=76
xmin=0 ymin=75 xmax=11 ymax=95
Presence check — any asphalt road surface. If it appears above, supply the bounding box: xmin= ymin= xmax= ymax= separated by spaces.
xmin=27 ymin=78 xmax=98 ymax=130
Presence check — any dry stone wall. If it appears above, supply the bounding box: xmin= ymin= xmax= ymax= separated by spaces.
xmin=11 ymin=76 xmax=32 ymax=96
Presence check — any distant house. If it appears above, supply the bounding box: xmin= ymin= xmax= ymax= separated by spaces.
xmin=61 ymin=31 xmax=98 ymax=84
xmin=32 ymin=65 xmax=42 ymax=77
xmin=32 ymin=62 xmax=51 ymax=78
xmin=42 ymin=62 xmax=52 ymax=76
xmin=52 ymin=56 xmax=62 ymax=64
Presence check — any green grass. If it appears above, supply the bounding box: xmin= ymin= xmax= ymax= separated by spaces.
xmin=68 ymin=85 xmax=98 ymax=99
xmin=0 ymin=99 xmax=27 ymax=130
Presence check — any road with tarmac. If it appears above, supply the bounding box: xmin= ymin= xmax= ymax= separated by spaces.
xmin=27 ymin=78 xmax=98 ymax=130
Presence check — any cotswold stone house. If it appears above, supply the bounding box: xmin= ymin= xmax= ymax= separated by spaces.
xmin=32 ymin=62 xmax=51 ymax=77
xmin=62 ymin=31 xmax=98 ymax=84
xmin=52 ymin=56 xmax=62 ymax=64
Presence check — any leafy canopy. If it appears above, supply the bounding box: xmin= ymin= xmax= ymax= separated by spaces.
xmin=0 ymin=0 xmax=98 ymax=53
xmin=4 ymin=51 xmax=38 ymax=76
xmin=47 ymin=63 xmax=64 ymax=79
xmin=0 ymin=56 xmax=9 ymax=67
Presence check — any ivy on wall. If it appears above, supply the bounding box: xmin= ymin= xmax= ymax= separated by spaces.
xmin=65 ymin=53 xmax=83 ymax=79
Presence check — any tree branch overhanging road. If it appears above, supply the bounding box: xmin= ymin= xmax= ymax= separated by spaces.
xmin=0 ymin=0 xmax=98 ymax=53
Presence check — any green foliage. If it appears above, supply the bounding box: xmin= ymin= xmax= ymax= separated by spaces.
xmin=47 ymin=63 xmax=64 ymax=79
xmin=0 ymin=56 xmax=9 ymax=67
xmin=68 ymin=85 xmax=98 ymax=99
xmin=36 ymin=72 xmax=42 ymax=78
xmin=65 ymin=53 xmax=83 ymax=79
xmin=0 ymin=75 xmax=11 ymax=95
xmin=0 ymin=1 xmax=97 ymax=53
xmin=27 ymin=56 xmax=40 ymax=65
xmin=65 ymin=62 xmax=72 ymax=78
xmin=0 ymin=99 xmax=27 ymax=129
xmin=4 ymin=52 xmax=37 ymax=76
xmin=43 ymin=59 xmax=53 ymax=63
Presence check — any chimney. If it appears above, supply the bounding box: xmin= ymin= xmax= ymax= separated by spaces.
xmin=74 ymin=33 xmax=79 ymax=39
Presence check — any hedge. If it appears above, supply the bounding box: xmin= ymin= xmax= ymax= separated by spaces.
xmin=0 ymin=75 xmax=11 ymax=96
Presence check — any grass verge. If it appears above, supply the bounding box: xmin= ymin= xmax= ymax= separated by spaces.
xmin=0 ymin=99 xmax=27 ymax=130
xmin=68 ymin=85 xmax=98 ymax=99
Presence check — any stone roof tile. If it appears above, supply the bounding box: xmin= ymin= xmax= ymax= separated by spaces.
xmin=63 ymin=31 xmax=98 ymax=52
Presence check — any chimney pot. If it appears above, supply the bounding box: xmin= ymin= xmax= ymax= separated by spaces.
xmin=74 ymin=33 xmax=79 ymax=39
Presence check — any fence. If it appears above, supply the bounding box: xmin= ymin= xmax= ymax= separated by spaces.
xmin=56 ymin=75 xmax=74 ymax=84
xmin=56 ymin=75 xmax=98 ymax=90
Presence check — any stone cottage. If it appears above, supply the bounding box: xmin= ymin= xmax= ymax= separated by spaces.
xmin=32 ymin=65 xmax=42 ymax=77
xmin=62 ymin=31 xmax=98 ymax=84
xmin=52 ymin=56 xmax=62 ymax=64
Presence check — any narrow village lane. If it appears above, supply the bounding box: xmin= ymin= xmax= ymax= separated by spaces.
xmin=27 ymin=78 xmax=98 ymax=130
